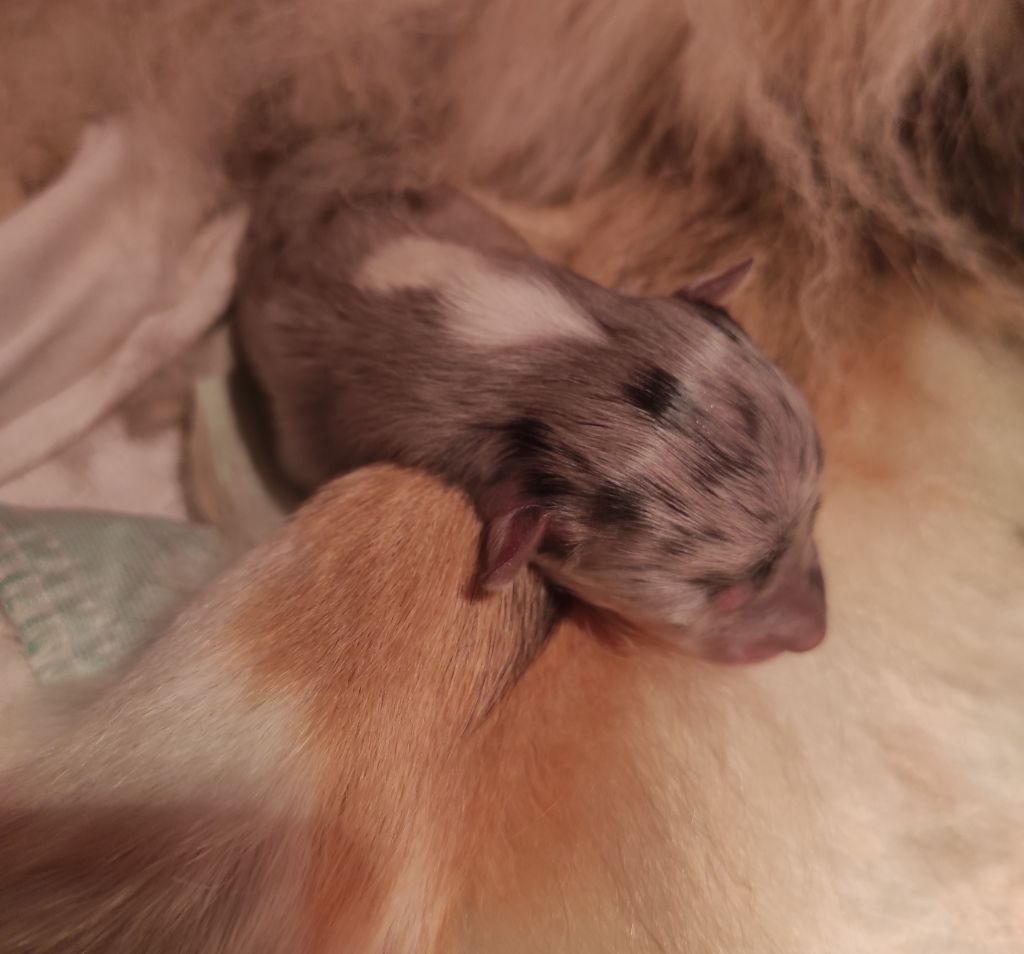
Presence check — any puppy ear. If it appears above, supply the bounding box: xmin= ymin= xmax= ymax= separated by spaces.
xmin=674 ymin=259 xmax=753 ymax=306
xmin=477 ymin=480 xmax=550 ymax=591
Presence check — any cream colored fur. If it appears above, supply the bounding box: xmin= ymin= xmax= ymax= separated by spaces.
xmin=0 ymin=0 xmax=1022 ymax=949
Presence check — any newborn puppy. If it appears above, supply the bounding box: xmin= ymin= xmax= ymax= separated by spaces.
xmin=235 ymin=145 xmax=826 ymax=663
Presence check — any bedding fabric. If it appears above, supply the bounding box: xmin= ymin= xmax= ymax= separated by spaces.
xmin=0 ymin=504 xmax=230 ymax=683
xmin=0 ymin=120 xmax=246 ymax=508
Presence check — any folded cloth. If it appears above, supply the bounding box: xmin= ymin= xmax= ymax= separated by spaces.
xmin=0 ymin=505 xmax=231 ymax=683
xmin=0 ymin=412 xmax=189 ymax=519
xmin=186 ymin=359 xmax=298 ymax=547
xmin=0 ymin=119 xmax=247 ymax=486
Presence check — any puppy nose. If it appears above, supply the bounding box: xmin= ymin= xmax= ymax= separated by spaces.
xmin=773 ymin=559 xmax=827 ymax=653
xmin=783 ymin=600 xmax=827 ymax=652
xmin=703 ymin=550 xmax=829 ymax=664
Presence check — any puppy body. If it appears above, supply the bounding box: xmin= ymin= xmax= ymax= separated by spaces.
xmin=235 ymin=145 xmax=826 ymax=663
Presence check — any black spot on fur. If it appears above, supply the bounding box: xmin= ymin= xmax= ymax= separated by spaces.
xmin=560 ymin=444 xmax=597 ymax=477
xmin=590 ymin=483 xmax=645 ymax=527
xmin=624 ymin=365 xmax=683 ymax=423
xmin=524 ymin=470 xmax=574 ymax=501
xmin=495 ymin=418 xmax=598 ymax=484
xmin=502 ymin=417 xmax=553 ymax=458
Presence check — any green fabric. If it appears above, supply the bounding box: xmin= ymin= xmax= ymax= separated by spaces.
xmin=0 ymin=506 xmax=230 ymax=683
xmin=0 ymin=360 xmax=300 ymax=686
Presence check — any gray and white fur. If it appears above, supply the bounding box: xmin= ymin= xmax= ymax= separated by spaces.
xmin=234 ymin=144 xmax=827 ymax=663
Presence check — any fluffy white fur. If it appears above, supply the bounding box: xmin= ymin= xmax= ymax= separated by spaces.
xmin=0 ymin=0 xmax=1022 ymax=949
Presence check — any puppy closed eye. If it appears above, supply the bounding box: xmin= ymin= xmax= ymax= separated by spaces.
xmin=749 ymin=551 xmax=782 ymax=588
xmin=694 ymin=574 xmax=754 ymax=611
xmin=711 ymin=581 xmax=756 ymax=613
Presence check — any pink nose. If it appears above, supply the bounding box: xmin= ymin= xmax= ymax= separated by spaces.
xmin=709 ymin=559 xmax=828 ymax=664
xmin=782 ymin=596 xmax=827 ymax=652
xmin=717 ymin=617 xmax=825 ymax=665
xmin=760 ymin=560 xmax=828 ymax=655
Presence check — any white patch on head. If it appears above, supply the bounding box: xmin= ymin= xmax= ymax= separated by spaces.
xmin=356 ymin=235 xmax=604 ymax=348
